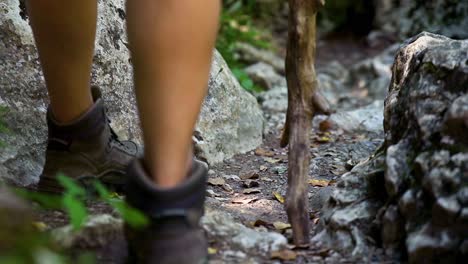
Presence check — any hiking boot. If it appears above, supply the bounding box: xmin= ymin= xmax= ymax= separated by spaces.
xmin=38 ymin=87 xmax=139 ymax=193
xmin=125 ymin=158 xmax=208 ymax=264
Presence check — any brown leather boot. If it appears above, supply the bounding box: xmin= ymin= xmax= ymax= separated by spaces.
xmin=125 ymin=158 xmax=208 ymax=264
xmin=38 ymin=87 xmax=139 ymax=193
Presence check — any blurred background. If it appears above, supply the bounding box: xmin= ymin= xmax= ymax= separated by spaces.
xmin=218 ymin=0 xmax=468 ymax=91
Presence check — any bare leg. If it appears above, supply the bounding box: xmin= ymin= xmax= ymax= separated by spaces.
xmin=27 ymin=0 xmax=95 ymax=123
xmin=127 ymin=0 xmax=220 ymax=187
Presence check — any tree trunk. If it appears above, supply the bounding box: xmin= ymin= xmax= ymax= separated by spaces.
xmin=282 ymin=0 xmax=327 ymax=247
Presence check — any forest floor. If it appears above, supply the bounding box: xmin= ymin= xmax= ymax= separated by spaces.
xmin=35 ymin=34 xmax=400 ymax=263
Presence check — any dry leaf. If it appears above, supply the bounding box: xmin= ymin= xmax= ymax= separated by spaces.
xmin=222 ymin=183 xmax=234 ymax=193
xmin=273 ymin=192 xmax=285 ymax=203
xmin=308 ymin=179 xmax=330 ymax=187
xmin=240 ymin=171 xmax=259 ymax=180
xmin=243 ymin=179 xmax=260 ymax=188
xmin=232 ymin=197 xmax=258 ymax=204
xmin=259 ymin=165 xmax=268 ymax=172
xmin=271 ymin=249 xmax=297 ymax=261
xmin=317 ymin=136 xmax=332 ymax=143
xmin=243 ymin=188 xmax=261 ymax=194
xmin=207 ymin=177 xmax=226 ymax=186
xmin=319 ymin=120 xmax=334 ymax=131
xmin=252 ymin=219 xmax=274 ymax=229
xmin=254 ymin=148 xmax=275 ymax=157
xmin=263 ymin=157 xmax=280 ymax=164
xmin=32 ymin=221 xmax=48 ymax=231
xmin=208 ymin=247 xmax=217 ymax=255
xmin=273 ymin=221 xmax=291 ymax=230
xmin=313 ymin=218 xmax=320 ymax=225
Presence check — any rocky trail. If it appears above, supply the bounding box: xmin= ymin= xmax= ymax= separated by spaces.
xmin=2 ymin=1 xmax=467 ymax=263
xmin=33 ymin=35 xmax=398 ymax=263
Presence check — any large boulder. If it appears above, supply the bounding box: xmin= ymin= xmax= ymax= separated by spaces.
xmin=313 ymin=32 xmax=468 ymax=263
xmin=0 ymin=0 xmax=264 ymax=186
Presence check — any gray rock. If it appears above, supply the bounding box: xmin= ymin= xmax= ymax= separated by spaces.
xmin=234 ymin=43 xmax=285 ymax=74
xmin=326 ymin=100 xmax=384 ymax=133
xmin=375 ymin=1 xmax=468 ymax=39
xmin=347 ymin=44 xmax=398 ymax=100
xmin=381 ymin=205 xmax=404 ymax=248
xmin=0 ymin=0 xmax=264 ymax=185
xmin=202 ymin=209 xmax=287 ymax=255
xmin=314 ymin=33 xmax=468 ymax=262
xmin=406 ymin=223 xmax=460 ymax=264
xmin=51 ymin=214 xmax=123 ymax=249
xmin=258 ymin=87 xmax=288 ymax=113
xmin=244 ymin=62 xmax=286 ymax=90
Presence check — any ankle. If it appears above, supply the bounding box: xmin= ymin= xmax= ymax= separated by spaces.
xmin=143 ymin=155 xmax=193 ymax=189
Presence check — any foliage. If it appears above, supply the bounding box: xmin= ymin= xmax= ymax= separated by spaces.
xmin=11 ymin=176 xmax=150 ymax=263
xmin=218 ymin=0 xmax=271 ymax=92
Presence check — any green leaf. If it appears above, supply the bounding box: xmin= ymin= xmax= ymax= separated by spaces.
xmin=62 ymin=194 xmax=88 ymax=230
xmin=93 ymin=181 xmax=149 ymax=229
xmin=56 ymin=174 xmax=86 ymax=197
xmin=13 ymin=188 xmax=62 ymax=209
xmin=111 ymin=200 xmax=149 ymax=229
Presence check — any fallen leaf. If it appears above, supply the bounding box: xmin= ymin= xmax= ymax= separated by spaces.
xmin=313 ymin=218 xmax=320 ymax=225
xmin=222 ymin=183 xmax=234 ymax=193
xmin=208 ymin=247 xmax=217 ymax=255
xmin=254 ymin=148 xmax=275 ymax=157
xmin=271 ymin=249 xmax=297 ymax=261
xmin=263 ymin=157 xmax=280 ymax=164
xmin=243 ymin=179 xmax=260 ymax=188
xmin=259 ymin=165 xmax=268 ymax=172
xmin=308 ymin=179 xmax=330 ymax=187
xmin=319 ymin=120 xmax=334 ymax=131
xmin=252 ymin=219 xmax=274 ymax=229
xmin=312 ymin=248 xmax=331 ymax=257
xmin=243 ymin=188 xmax=261 ymax=194
xmin=207 ymin=177 xmax=226 ymax=186
xmin=32 ymin=221 xmax=48 ymax=231
xmin=273 ymin=221 xmax=291 ymax=230
xmin=316 ymin=136 xmax=332 ymax=143
xmin=231 ymin=197 xmax=258 ymax=204
xmin=273 ymin=192 xmax=285 ymax=203
xmin=240 ymin=171 xmax=259 ymax=180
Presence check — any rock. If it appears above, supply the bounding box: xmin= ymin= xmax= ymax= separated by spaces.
xmin=347 ymin=45 xmax=398 ymax=99
xmin=314 ymin=33 xmax=468 ymax=262
xmin=51 ymin=214 xmax=123 ymax=249
xmin=202 ymin=210 xmax=288 ymax=255
xmin=406 ymin=223 xmax=460 ymax=264
xmin=375 ymin=1 xmax=468 ymax=39
xmin=257 ymin=86 xmax=288 ymax=113
xmin=244 ymin=62 xmax=286 ymax=90
xmin=0 ymin=0 xmax=264 ymax=185
xmin=195 ymin=51 xmax=265 ymax=165
xmin=325 ymin=100 xmax=384 ymax=133
xmin=316 ymin=61 xmax=350 ymax=105
xmin=234 ymin=42 xmax=285 ymax=74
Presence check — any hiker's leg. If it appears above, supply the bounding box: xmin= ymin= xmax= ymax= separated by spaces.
xmin=127 ymin=0 xmax=220 ymax=187
xmin=27 ymin=0 xmax=96 ymax=123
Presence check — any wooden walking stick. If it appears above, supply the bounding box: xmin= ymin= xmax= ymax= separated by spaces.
xmin=282 ymin=0 xmax=331 ymax=247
